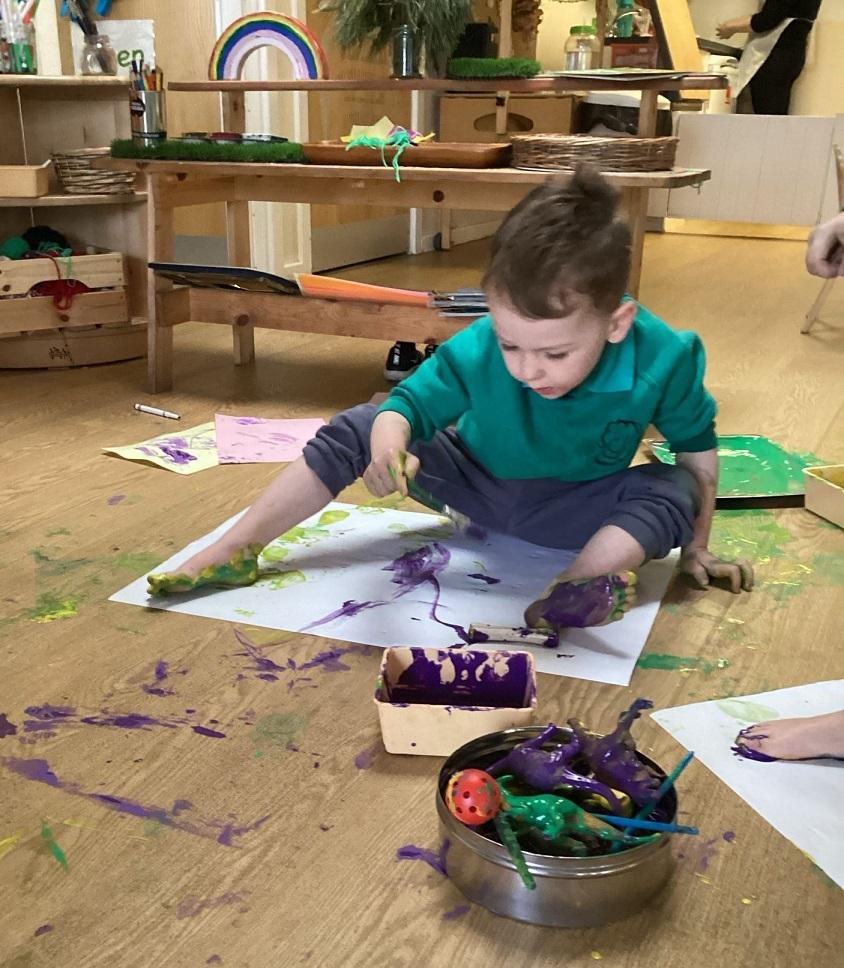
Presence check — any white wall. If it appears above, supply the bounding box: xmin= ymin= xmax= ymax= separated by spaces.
xmin=537 ymin=1 xmax=597 ymax=70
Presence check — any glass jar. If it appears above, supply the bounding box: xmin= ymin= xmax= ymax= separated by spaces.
xmin=80 ymin=34 xmax=118 ymax=75
xmin=564 ymin=25 xmax=600 ymax=72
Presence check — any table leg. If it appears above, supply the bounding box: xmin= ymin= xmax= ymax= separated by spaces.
xmin=622 ymin=188 xmax=648 ymax=300
xmin=638 ymin=89 xmax=659 ymax=138
xmin=223 ymin=91 xmax=255 ymax=366
xmin=146 ymin=174 xmax=175 ymax=393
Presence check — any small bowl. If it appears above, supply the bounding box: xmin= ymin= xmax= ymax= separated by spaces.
xmin=436 ymin=727 xmax=677 ymax=927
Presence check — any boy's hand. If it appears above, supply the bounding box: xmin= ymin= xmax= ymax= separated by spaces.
xmin=363 ymin=449 xmax=420 ymax=497
xmin=680 ymin=546 xmax=754 ymax=593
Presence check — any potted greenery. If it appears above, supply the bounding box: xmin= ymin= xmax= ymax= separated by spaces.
xmin=317 ymin=0 xmax=472 ymax=78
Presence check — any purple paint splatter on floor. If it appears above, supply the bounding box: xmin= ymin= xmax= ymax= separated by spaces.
xmin=233 ymin=627 xmax=286 ymax=681
xmin=107 ymin=494 xmax=126 ymax=506
xmin=354 ymin=741 xmax=382 ymax=769
xmin=193 ymin=725 xmax=226 ymax=739
xmin=396 ymin=840 xmax=450 ymax=876
xmin=441 ymin=904 xmax=470 ymax=921
xmin=1 ymin=756 xmax=268 ymax=847
xmin=176 ymin=891 xmax=249 ymax=919
xmin=723 ymin=830 xmax=736 ymax=843
xmin=207 ymin=957 xmax=223 ymax=966
xmin=319 ymin=823 xmax=332 ymax=832
xmin=298 ymin=644 xmax=369 ymax=672
xmin=34 ymin=924 xmax=54 ymax=937
xmin=22 ymin=705 xmax=185 ymax=736
xmin=466 ymin=573 xmax=500 ymax=585
xmin=142 ymin=660 xmax=174 ymax=697
xmin=0 ymin=713 xmax=18 ymax=738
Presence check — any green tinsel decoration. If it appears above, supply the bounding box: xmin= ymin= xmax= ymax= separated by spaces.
xmin=447 ymin=57 xmax=542 ymax=80
xmin=110 ymin=139 xmax=305 ymax=164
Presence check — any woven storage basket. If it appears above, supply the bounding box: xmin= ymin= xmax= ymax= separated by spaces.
xmin=512 ymin=134 xmax=678 ymax=172
xmin=51 ymin=147 xmax=136 ymax=195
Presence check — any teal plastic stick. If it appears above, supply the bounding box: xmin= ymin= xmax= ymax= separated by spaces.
xmin=593 ymin=814 xmax=698 ymax=836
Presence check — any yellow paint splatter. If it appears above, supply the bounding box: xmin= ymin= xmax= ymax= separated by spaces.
xmin=694 ymin=873 xmax=712 ymax=884
xmin=741 ymin=895 xmax=756 ymax=905
xmin=0 ymin=833 xmax=22 ymax=862
xmin=590 ymin=953 xmax=603 ymax=961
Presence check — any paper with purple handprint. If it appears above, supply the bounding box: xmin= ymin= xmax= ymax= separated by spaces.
xmin=103 ymin=422 xmax=218 ymax=475
xmin=215 ymin=414 xmax=325 ymax=464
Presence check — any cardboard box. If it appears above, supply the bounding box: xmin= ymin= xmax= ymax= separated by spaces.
xmin=610 ymin=42 xmax=659 ymax=69
xmin=374 ymin=646 xmax=537 ymax=757
xmin=0 ymin=160 xmax=51 ymax=197
xmin=439 ymin=94 xmax=575 ymax=144
xmin=804 ymin=466 xmax=844 ymax=529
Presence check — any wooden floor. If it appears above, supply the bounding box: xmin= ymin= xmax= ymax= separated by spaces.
xmin=1 ymin=232 xmax=842 ymax=968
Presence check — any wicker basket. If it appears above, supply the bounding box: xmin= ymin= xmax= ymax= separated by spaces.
xmin=512 ymin=134 xmax=678 ymax=172
xmin=51 ymin=147 xmax=136 ymax=195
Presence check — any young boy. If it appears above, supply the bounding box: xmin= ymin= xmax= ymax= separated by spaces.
xmin=149 ymin=167 xmax=753 ymax=628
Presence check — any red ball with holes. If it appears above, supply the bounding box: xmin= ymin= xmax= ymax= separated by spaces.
xmin=445 ymin=769 xmax=503 ymax=826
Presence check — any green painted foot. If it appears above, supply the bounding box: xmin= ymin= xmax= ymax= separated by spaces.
xmin=524 ymin=572 xmax=637 ymax=630
xmin=147 ymin=544 xmax=264 ymax=596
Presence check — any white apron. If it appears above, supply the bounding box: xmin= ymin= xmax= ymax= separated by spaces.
xmin=734 ymin=18 xmax=797 ymax=96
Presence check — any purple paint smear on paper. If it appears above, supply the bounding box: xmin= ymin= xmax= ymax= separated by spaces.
xmin=302 ymin=598 xmax=387 ymax=632
xmin=732 ymin=728 xmax=779 ymax=762
xmin=354 ymin=741 xmax=381 ymax=769
xmin=34 ymin=924 xmax=54 ymax=937
xmin=534 ymin=573 xmax=630 ymax=628
xmin=396 ymin=840 xmax=450 ymax=876
xmin=442 ymin=904 xmax=470 ymax=921
xmin=466 ymin=573 xmax=500 ymax=585
xmin=107 ymin=494 xmax=126 ymax=506
xmin=176 ymin=891 xmax=249 ymax=919
xmin=158 ymin=443 xmax=196 ymax=465
xmin=0 ymin=713 xmax=18 ymax=738
xmin=1 ymin=756 xmax=269 ymax=847
xmin=142 ymin=660 xmax=174 ymax=697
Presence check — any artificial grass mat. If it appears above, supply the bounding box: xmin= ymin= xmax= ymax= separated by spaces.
xmin=447 ymin=57 xmax=541 ymax=79
xmin=110 ymin=138 xmax=305 ymax=163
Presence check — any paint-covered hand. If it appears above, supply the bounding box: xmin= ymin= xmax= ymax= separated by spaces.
xmin=679 ymin=546 xmax=753 ymax=593
xmin=364 ymin=449 xmax=420 ymax=497
xmin=806 ymin=212 xmax=844 ymax=278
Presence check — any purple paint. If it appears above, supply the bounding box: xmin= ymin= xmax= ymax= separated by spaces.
xmin=723 ymin=830 xmax=736 ymax=843
xmin=533 ymin=573 xmax=630 ymax=628
xmin=176 ymin=892 xmax=248 ymax=919
xmin=396 ymin=840 xmax=449 ymax=876
xmin=467 ymin=573 xmax=500 ymax=585
xmin=319 ymin=823 xmax=332 ymax=832
xmin=142 ymin=660 xmax=174 ymax=697
xmin=1 ymin=756 xmax=267 ymax=846
xmin=732 ymin=728 xmax=779 ymax=762
xmin=207 ymin=957 xmax=223 ymax=965
xmin=233 ymin=627 xmax=286 ymax=681
xmin=193 ymin=725 xmax=227 ymax=739
xmin=302 ymin=598 xmax=387 ymax=632
xmin=80 ymin=712 xmax=179 ymax=731
xmin=386 ymin=648 xmax=532 ymax=709
xmin=0 ymin=713 xmax=17 ymax=738
xmin=384 ymin=544 xmax=471 ymax=643
xmin=235 ymin=417 xmax=263 ymax=425
xmin=34 ymin=924 xmax=54 ymax=937
xmin=441 ymin=904 xmax=470 ymax=921
xmin=159 ymin=443 xmax=195 ymax=465
xmin=107 ymin=494 xmax=126 ymax=506
xmin=354 ymin=741 xmax=381 ymax=769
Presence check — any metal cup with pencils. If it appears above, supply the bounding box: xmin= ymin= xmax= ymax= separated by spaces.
xmin=130 ymin=61 xmax=166 ymax=144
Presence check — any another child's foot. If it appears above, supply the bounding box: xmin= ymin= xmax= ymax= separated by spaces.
xmin=733 ymin=709 xmax=844 ymax=762
xmin=147 ymin=543 xmax=264 ymax=596
xmin=524 ymin=572 xmax=637 ymax=630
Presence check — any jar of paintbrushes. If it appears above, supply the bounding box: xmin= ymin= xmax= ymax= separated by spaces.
xmin=66 ymin=0 xmax=116 ymax=74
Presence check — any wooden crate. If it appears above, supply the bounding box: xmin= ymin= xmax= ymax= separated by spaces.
xmin=0 ymin=161 xmax=51 ymax=197
xmin=0 ymin=250 xmax=125 ymax=297
xmin=0 ymin=289 xmax=129 ymax=337
xmin=0 ymin=320 xmax=144 ymax=369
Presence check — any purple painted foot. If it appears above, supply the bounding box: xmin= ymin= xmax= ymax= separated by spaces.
xmin=524 ymin=572 xmax=637 ymax=630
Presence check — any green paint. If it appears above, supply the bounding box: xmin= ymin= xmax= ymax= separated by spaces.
xmin=317 ymin=509 xmax=350 ymax=527
xmin=808 ymin=861 xmax=840 ymax=890
xmin=143 ymin=820 xmax=166 ymax=839
xmin=40 ymin=821 xmax=69 ymax=872
xmin=116 ymin=551 xmax=165 ymax=572
xmin=710 ymin=509 xmax=794 ymax=561
xmin=663 ymin=603 xmax=682 ymax=614
xmin=46 ymin=527 xmax=71 ymax=537
xmin=30 ymin=549 xmax=91 ymax=577
xmin=261 ymin=545 xmax=289 ymax=562
xmin=717 ymin=699 xmax=780 ymax=723
xmin=115 ymin=625 xmax=147 ymax=636
xmin=810 ymin=553 xmax=844 ymax=585
xmin=235 ymin=608 xmax=256 ymax=618
xmin=147 ymin=544 xmax=262 ymax=595
xmin=387 ymin=523 xmax=409 ymax=532
xmin=279 ymin=525 xmax=330 ymax=545
xmin=269 ymin=570 xmax=307 ymax=590
xmin=253 ymin=712 xmax=308 ymax=758
xmin=650 ymin=435 xmax=829 ymax=498
xmin=636 ymin=653 xmax=730 ymax=674
xmin=26 ymin=593 xmax=80 ymax=623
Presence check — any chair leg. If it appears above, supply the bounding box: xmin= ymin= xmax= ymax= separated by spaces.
xmin=802 ymin=278 xmax=836 ymax=334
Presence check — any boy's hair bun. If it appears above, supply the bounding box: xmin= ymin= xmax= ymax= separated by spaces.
xmin=483 ymin=164 xmax=631 ymax=317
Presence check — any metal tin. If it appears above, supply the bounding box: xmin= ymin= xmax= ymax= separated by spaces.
xmin=436 ymin=727 xmax=677 ymax=927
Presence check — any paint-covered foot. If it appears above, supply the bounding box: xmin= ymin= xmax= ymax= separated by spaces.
xmin=524 ymin=572 xmax=637 ymax=630
xmin=733 ymin=709 xmax=844 ymax=762
xmin=147 ymin=543 xmax=264 ymax=596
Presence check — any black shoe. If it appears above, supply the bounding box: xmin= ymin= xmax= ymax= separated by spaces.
xmin=384 ymin=341 xmax=423 ymax=382
xmin=424 ymin=343 xmax=438 ymax=359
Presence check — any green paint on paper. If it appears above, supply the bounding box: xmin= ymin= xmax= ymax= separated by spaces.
xmin=26 ymin=593 xmax=80 ymax=623
xmin=280 ymin=525 xmax=330 ymax=545
xmin=116 ymin=551 xmax=164 ymax=572
xmin=253 ymin=712 xmax=308 ymax=758
xmin=650 ymin=435 xmax=828 ymax=498
xmin=810 ymin=553 xmax=844 ymax=585
xmin=636 ymin=653 xmax=730 ymax=675
xmin=235 ymin=608 xmax=256 ymax=618
xmin=40 ymin=821 xmax=68 ymax=872
xmin=387 ymin=523 xmax=409 ymax=532
xmin=261 ymin=545 xmax=289 ymax=562
xmin=269 ymin=570 xmax=307 ymax=590
xmin=717 ymin=699 xmax=780 ymax=723
xmin=147 ymin=544 xmax=262 ymax=595
xmin=808 ymin=861 xmax=839 ymax=889
xmin=317 ymin=509 xmax=350 ymax=527
xmin=46 ymin=528 xmax=71 ymax=537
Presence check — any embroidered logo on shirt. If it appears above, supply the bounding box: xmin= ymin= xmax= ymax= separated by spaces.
xmin=595 ymin=420 xmax=641 ymax=466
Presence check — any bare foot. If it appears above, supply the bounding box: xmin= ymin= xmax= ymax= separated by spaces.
xmin=524 ymin=572 xmax=637 ymax=630
xmin=147 ymin=543 xmax=264 ymax=596
xmin=733 ymin=709 xmax=844 ymax=762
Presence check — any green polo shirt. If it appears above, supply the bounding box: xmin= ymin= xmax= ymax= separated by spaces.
xmin=378 ymin=303 xmax=717 ymax=482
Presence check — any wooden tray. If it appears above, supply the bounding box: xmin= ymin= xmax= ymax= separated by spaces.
xmin=302 ymin=141 xmax=512 ymax=169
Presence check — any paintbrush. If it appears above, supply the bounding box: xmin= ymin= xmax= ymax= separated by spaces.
xmin=390 ymin=456 xmax=486 ymax=539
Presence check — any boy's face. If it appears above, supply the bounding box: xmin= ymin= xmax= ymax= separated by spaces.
xmin=488 ymin=292 xmax=636 ymax=399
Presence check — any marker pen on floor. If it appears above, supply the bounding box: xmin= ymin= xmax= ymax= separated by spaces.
xmin=134 ymin=404 xmax=181 ymax=420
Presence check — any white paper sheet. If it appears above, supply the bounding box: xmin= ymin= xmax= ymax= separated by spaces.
xmin=652 ymin=682 xmax=844 ymax=888
xmin=109 ymin=502 xmax=678 ymax=685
